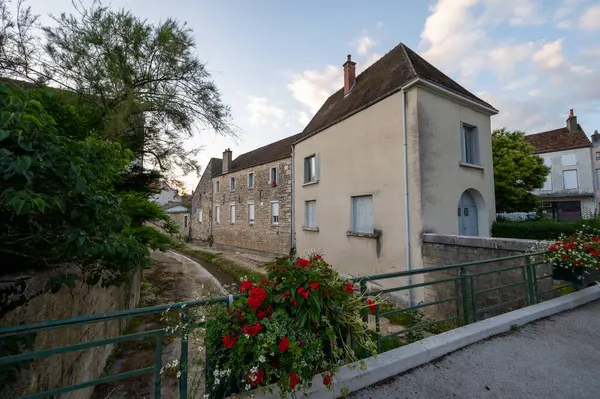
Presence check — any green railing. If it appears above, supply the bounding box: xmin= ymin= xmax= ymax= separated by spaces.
xmin=0 ymin=252 xmax=567 ymax=399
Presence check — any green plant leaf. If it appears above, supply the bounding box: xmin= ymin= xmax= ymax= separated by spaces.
xmin=0 ymin=129 xmax=9 ymax=142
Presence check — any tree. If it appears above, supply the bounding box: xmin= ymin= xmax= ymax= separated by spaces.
xmin=492 ymin=128 xmax=550 ymax=212
xmin=0 ymin=0 xmax=235 ymax=177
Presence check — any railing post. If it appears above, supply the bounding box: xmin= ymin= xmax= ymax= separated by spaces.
xmin=525 ymin=256 xmax=537 ymax=305
xmin=375 ymin=304 xmax=381 ymax=354
xmin=154 ymin=333 xmax=163 ymax=399
xmin=179 ymin=307 xmax=189 ymax=399
xmin=460 ymin=267 xmax=470 ymax=325
xmin=469 ymin=276 xmax=477 ymax=322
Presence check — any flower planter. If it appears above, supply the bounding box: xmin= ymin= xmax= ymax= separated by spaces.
xmin=552 ymin=264 xmax=595 ymax=289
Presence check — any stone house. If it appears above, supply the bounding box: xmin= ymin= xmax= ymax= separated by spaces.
xmin=190 ymin=134 xmax=303 ymax=255
xmin=525 ymin=109 xmax=595 ymax=220
xmin=149 ymin=181 xmax=182 ymax=206
xmin=589 ymin=129 xmax=600 ymax=212
xmin=164 ymin=205 xmax=191 ymax=238
xmin=292 ymin=42 xmax=498 ymax=295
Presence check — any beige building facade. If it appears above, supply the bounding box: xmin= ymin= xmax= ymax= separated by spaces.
xmin=293 ymin=43 xmax=497 ymax=291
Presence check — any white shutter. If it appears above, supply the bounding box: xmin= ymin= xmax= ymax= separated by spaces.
xmin=271 ymin=201 xmax=279 ymax=223
xmin=561 ymin=154 xmax=576 ymax=166
xmin=198 ymin=209 xmax=203 ymax=223
xmin=542 ymin=157 xmax=552 ymax=191
xmin=305 ymin=201 xmax=316 ymax=227
xmin=563 ymin=170 xmax=578 ymax=189
xmin=248 ymin=203 xmax=255 ymax=223
xmin=229 ymin=204 xmax=235 ymax=223
xmin=215 ymin=206 xmax=220 ymax=223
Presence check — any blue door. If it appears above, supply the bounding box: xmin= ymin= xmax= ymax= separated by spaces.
xmin=458 ymin=191 xmax=478 ymax=236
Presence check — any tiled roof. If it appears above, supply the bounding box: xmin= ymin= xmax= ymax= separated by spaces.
xmin=298 ymin=42 xmax=496 ymax=140
xmin=219 ymin=132 xmax=304 ymax=175
xmin=208 ymin=158 xmax=223 ymax=177
xmin=524 ymin=126 xmax=590 ymax=154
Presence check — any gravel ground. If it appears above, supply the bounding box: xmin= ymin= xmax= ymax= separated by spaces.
xmin=351 ymin=300 xmax=600 ymax=399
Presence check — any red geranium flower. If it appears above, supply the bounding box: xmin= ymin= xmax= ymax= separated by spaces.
xmin=344 ymin=281 xmax=354 ymax=294
xmin=585 ymin=245 xmax=593 ymax=251
xmin=302 ymin=291 xmax=310 ymax=298
xmin=289 ymin=372 xmax=300 ymax=389
xmin=242 ymin=322 xmax=263 ymax=336
xmin=296 ymin=258 xmax=310 ymax=268
xmin=572 ymin=259 xmax=583 ymax=265
xmin=257 ymin=310 xmax=268 ymax=320
xmin=313 ymin=254 xmax=323 ymax=260
xmin=278 ymin=336 xmax=290 ymax=352
xmin=561 ymin=253 xmax=569 ymax=259
xmin=247 ymin=286 xmax=267 ymax=311
xmin=548 ymin=245 xmax=557 ymax=251
xmin=260 ymin=279 xmax=270 ymax=285
xmin=366 ymin=299 xmax=376 ymax=313
xmin=292 ymin=299 xmax=297 ymax=306
xmin=297 ymin=287 xmax=305 ymax=294
xmin=310 ymin=282 xmax=320 ymax=290
xmin=282 ymin=290 xmax=291 ymax=297
xmin=323 ymin=371 xmax=333 ymax=386
xmin=236 ymin=311 xmax=244 ymax=321
xmin=240 ymin=280 xmax=254 ymax=294
xmin=222 ymin=334 xmax=238 ymax=349
xmin=594 ymin=237 xmax=600 ymax=242
xmin=247 ymin=368 xmax=265 ymax=387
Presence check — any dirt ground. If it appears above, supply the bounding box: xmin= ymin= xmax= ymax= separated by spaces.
xmin=91 ymin=251 xmax=225 ymax=399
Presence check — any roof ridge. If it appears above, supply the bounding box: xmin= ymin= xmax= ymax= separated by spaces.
xmin=399 ymin=43 xmax=418 ymax=79
xmin=231 ymin=131 xmax=302 ymax=162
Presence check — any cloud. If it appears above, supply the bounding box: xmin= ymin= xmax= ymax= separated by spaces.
xmin=581 ymin=5 xmax=600 ymax=31
xmin=489 ymin=42 xmax=536 ymax=78
xmin=354 ymin=36 xmax=376 ymax=56
xmin=287 ymin=65 xmax=342 ymax=113
xmin=246 ymin=96 xmax=309 ymax=127
xmin=532 ymin=38 xmax=565 ymax=69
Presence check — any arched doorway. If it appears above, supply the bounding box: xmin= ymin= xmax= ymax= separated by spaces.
xmin=458 ymin=191 xmax=478 ymax=236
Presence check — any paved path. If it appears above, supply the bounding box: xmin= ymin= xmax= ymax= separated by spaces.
xmin=351 ymin=300 xmax=600 ymax=399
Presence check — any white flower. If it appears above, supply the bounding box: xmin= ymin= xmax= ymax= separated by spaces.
xmin=245 ymin=384 xmax=251 ymax=391
xmin=203 ymin=394 xmax=209 ymax=399
xmin=249 ymin=375 xmax=257 ymax=382
xmin=177 ymin=371 xmax=181 ymax=378
xmin=245 ymin=334 xmax=250 ymax=339
xmin=213 ymin=369 xmax=219 ymax=377
xmin=258 ymin=355 xmax=266 ymax=363
xmin=215 ymin=377 xmax=221 ymax=385
xmin=250 ymin=365 xmax=258 ymax=373
xmin=270 ymin=352 xmax=275 ymax=356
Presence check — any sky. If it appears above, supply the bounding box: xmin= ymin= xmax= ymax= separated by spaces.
xmin=24 ymin=0 xmax=600 ymax=192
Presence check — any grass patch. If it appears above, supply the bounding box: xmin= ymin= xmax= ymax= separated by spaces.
xmin=378 ymin=300 xmax=456 ymax=337
xmin=178 ymin=247 xmax=266 ymax=281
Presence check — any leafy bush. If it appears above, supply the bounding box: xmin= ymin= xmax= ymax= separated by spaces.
xmin=204 ymin=254 xmax=377 ymax=397
xmin=491 ymin=219 xmax=600 ymax=240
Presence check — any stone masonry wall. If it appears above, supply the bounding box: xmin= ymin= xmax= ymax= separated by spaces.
xmin=189 ymin=159 xmax=216 ymax=243
xmin=192 ymin=158 xmax=292 ymax=255
xmin=0 ymin=267 xmax=141 ymax=399
xmin=420 ymin=234 xmax=553 ymax=321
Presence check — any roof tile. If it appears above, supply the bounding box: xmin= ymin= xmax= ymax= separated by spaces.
xmin=524 ymin=127 xmax=590 ymax=154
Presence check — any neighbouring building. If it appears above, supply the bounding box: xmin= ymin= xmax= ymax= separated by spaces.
xmin=525 ymin=110 xmax=595 ymax=221
xmin=164 ymin=205 xmax=191 ymax=238
xmin=292 ymin=43 xmax=498 ymax=285
xmin=590 ymin=129 xmax=600 ymax=211
xmin=149 ymin=181 xmax=182 ymax=206
xmin=190 ymin=134 xmax=303 ymax=255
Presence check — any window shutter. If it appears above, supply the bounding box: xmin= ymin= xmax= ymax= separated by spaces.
xmin=315 ymin=153 xmax=321 ymax=180
xmin=460 ymin=123 xmax=466 ymax=162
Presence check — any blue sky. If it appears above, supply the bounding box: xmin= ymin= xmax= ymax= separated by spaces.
xmin=28 ymin=0 xmax=600 ymax=191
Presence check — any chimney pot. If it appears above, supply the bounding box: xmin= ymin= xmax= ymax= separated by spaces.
xmin=566 ymin=109 xmax=578 ymax=133
xmin=343 ymin=54 xmax=357 ymax=96
xmin=569 ymin=109 xmax=574 ymax=117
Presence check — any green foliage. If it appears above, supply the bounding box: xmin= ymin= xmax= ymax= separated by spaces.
xmin=492 ymin=128 xmax=550 ymax=212
xmin=491 ymin=218 xmax=600 ymax=240
xmin=0 ymin=83 xmax=173 ymax=284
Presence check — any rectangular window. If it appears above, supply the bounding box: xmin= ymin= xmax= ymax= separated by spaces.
xmin=198 ymin=209 xmax=203 ymax=223
xmin=215 ymin=205 xmax=220 ymax=223
xmin=215 ymin=181 xmax=220 ymax=193
xmin=230 ymin=177 xmax=235 ymax=192
xmin=461 ymin=123 xmax=479 ymax=165
xmin=270 ymin=167 xmax=278 ymax=185
xmin=596 ymin=169 xmax=600 ymax=188
xmin=542 ymin=157 xmax=552 ymax=191
xmin=351 ymin=195 xmax=373 ymax=234
xmin=561 ymin=153 xmax=577 ymax=166
xmin=596 ymin=152 xmax=600 ymax=161
xmin=305 ymin=200 xmax=317 ymax=228
xmin=248 ymin=203 xmax=255 ymax=224
xmin=184 ymin=215 xmax=188 ymax=228
xmin=229 ymin=204 xmax=235 ymax=224
xmin=563 ymin=170 xmax=578 ymax=189
xmin=248 ymin=172 xmax=254 ymax=188
xmin=271 ymin=201 xmax=279 ymax=224
xmin=304 ymin=155 xmax=317 ymax=183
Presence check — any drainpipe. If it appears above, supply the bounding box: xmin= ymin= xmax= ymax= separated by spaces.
xmin=402 ymin=88 xmax=414 ymax=306
xmin=290 ymin=144 xmax=296 ymax=255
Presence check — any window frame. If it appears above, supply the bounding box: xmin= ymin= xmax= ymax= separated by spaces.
xmin=198 ymin=208 xmax=203 ymax=223
xmin=271 ymin=200 xmax=279 ymax=225
xmin=270 ymin=167 xmax=278 ymax=185
xmin=229 ymin=204 xmax=236 ymax=224
xmin=561 ymin=153 xmax=577 ymax=166
xmin=248 ymin=172 xmax=255 ymax=189
xmin=304 ymin=155 xmax=316 ymax=183
xmin=596 ymin=152 xmax=600 ymax=161
xmin=230 ymin=177 xmax=236 ymax=192
xmin=460 ymin=122 xmax=480 ymax=166
xmin=563 ymin=169 xmax=579 ymax=190
xmin=350 ymin=195 xmax=374 ymax=234
xmin=215 ymin=205 xmax=220 ymax=224
xmin=184 ymin=215 xmax=188 ymax=229
xmin=248 ymin=202 xmax=255 ymax=225
xmin=304 ymin=200 xmax=317 ymax=228
xmin=215 ymin=181 xmax=220 ymax=194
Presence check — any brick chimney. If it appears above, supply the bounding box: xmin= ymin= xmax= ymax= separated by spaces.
xmin=566 ymin=109 xmax=578 ymax=133
xmin=592 ymin=130 xmax=600 ymax=146
xmin=222 ymin=148 xmax=232 ymax=174
xmin=343 ymin=54 xmax=356 ymax=96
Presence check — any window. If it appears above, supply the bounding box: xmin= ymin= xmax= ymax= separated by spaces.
xmin=351 ymin=195 xmax=373 ymax=234
xmin=248 ymin=203 xmax=255 ymax=224
xmin=563 ymin=170 xmax=578 ymax=189
xmin=460 ymin=123 xmax=480 ymax=165
xmin=271 ymin=201 xmax=279 ymax=224
xmin=215 ymin=205 xmax=220 ymax=223
xmin=270 ymin=167 xmax=278 ymax=185
xmin=230 ymin=177 xmax=236 ymax=192
xmin=305 ymin=200 xmax=317 ymax=228
xmin=215 ymin=181 xmax=220 ymax=193
xmin=229 ymin=204 xmax=236 ymax=224
xmin=561 ymin=153 xmax=577 ymax=166
xmin=198 ymin=209 xmax=203 ymax=223
xmin=596 ymin=152 xmax=600 ymax=161
xmin=304 ymin=154 xmax=320 ymax=183
xmin=248 ymin=172 xmax=255 ymax=188
xmin=184 ymin=215 xmax=188 ymax=228
xmin=542 ymin=157 xmax=552 ymax=191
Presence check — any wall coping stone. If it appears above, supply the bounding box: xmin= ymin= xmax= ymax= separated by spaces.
xmin=422 ymin=233 xmax=539 ymax=252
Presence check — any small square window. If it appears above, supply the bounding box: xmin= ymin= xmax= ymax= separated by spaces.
xmin=270 ymin=167 xmax=278 ymax=185
xmin=351 ymin=195 xmax=373 ymax=234
xmin=461 ymin=123 xmax=480 ymax=165
xmin=596 ymin=152 xmax=600 ymax=161
xmin=561 ymin=154 xmax=577 ymax=166
xmin=230 ymin=177 xmax=236 ymax=192
xmin=563 ymin=169 xmax=578 ymax=189
xmin=305 ymin=200 xmax=317 ymax=228
xmin=248 ymin=203 xmax=255 ymax=224
xmin=248 ymin=173 xmax=255 ymax=188
xmin=271 ymin=201 xmax=279 ymax=224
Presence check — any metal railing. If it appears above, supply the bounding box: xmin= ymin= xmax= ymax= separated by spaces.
xmin=0 ymin=252 xmax=568 ymax=399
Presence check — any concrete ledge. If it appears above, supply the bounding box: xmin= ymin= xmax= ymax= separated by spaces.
xmin=422 ymin=233 xmax=539 ymax=251
xmin=257 ymin=285 xmax=600 ymax=399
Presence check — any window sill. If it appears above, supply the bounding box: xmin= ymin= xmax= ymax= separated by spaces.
xmin=302 ymin=226 xmax=319 ymax=232
xmin=459 ymin=162 xmax=484 ymax=170
xmin=271 ymin=223 xmax=279 ymax=227
xmin=346 ymin=229 xmax=381 ymax=239
xmin=302 ymin=180 xmax=319 ymax=187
